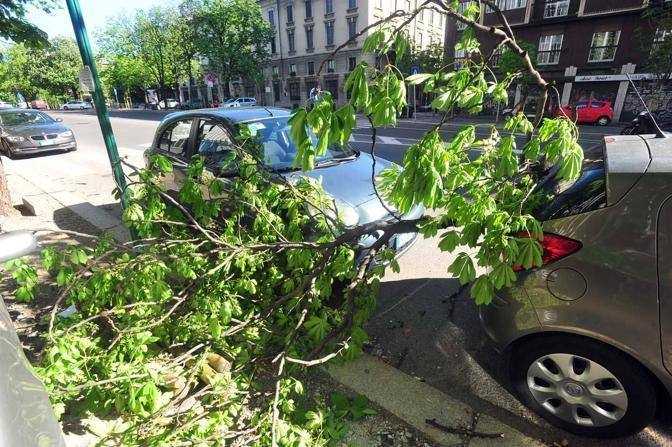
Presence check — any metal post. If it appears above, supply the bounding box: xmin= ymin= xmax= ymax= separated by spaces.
xmin=65 ymin=0 xmax=131 ymax=216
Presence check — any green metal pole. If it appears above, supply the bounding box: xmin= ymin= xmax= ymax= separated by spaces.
xmin=65 ymin=0 xmax=132 ymax=217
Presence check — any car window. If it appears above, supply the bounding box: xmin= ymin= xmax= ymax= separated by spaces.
xmin=196 ymin=120 xmax=234 ymax=167
xmin=591 ymin=102 xmax=604 ymax=108
xmin=158 ymin=119 xmax=192 ymax=157
xmin=0 ymin=111 xmax=52 ymax=126
xmin=535 ymin=144 xmax=606 ymax=220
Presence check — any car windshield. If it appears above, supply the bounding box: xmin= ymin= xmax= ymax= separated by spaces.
xmin=0 ymin=111 xmax=53 ymax=126
xmin=248 ymin=117 xmax=356 ymax=170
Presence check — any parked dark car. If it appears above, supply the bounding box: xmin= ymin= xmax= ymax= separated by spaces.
xmin=621 ymin=109 xmax=672 ymax=135
xmin=0 ymin=109 xmax=77 ymax=157
xmin=179 ymin=98 xmax=205 ymax=110
xmin=0 ymin=231 xmax=65 ymax=446
xmin=481 ymin=134 xmax=672 ymax=438
xmin=144 ymin=107 xmax=423 ymax=255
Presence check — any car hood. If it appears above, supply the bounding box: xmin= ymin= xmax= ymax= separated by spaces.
xmin=4 ymin=122 xmax=69 ymax=137
xmin=288 ymin=152 xmax=422 ymax=224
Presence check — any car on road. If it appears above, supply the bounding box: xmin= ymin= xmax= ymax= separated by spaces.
xmin=159 ymin=99 xmax=179 ymax=109
xmin=0 ymin=101 xmax=15 ymax=110
xmin=145 ymin=107 xmax=422 ymax=255
xmin=220 ymin=97 xmax=257 ymax=108
xmin=0 ymin=109 xmax=77 ymax=157
xmin=0 ymin=231 xmax=65 ymax=446
xmin=30 ymin=99 xmax=49 ymax=110
xmin=557 ymin=100 xmax=614 ymax=126
xmin=480 ymin=133 xmax=672 ymax=438
xmin=60 ymin=100 xmax=92 ymax=110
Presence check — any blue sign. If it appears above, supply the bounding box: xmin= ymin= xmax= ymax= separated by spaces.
xmin=410 ymin=65 xmax=420 ymax=75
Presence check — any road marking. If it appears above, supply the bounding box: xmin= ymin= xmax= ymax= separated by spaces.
xmin=379 ymin=136 xmax=403 ymax=145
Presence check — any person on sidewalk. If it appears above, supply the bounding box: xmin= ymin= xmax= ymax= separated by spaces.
xmin=308 ymin=84 xmax=323 ymax=110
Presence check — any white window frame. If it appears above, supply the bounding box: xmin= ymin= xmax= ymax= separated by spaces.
xmin=588 ymin=30 xmax=620 ymax=63
xmin=487 ymin=0 xmax=527 ymax=12
xmin=543 ymin=0 xmax=569 ymax=18
xmin=537 ymin=34 xmax=563 ymax=65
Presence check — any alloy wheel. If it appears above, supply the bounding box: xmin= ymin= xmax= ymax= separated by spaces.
xmin=526 ymin=353 xmax=628 ymax=427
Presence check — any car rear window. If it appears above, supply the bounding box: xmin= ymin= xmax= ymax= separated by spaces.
xmin=535 ymin=144 xmax=607 ymax=221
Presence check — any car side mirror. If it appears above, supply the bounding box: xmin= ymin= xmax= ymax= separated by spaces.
xmin=0 ymin=231 xmax=39 ymax=263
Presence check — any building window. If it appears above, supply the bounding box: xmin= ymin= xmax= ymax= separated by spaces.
xmin=348 ymin=0 xmax=357 ymax=9
xmin=270 ymin=36 xmax=277 ymax=54
xmin=307 ymin=61 xmax=315 ymax=75
xmin=543 ymin=0 xmax=569 ymax=18
xmin=456 ymin=2 xmax=472 ymax=30
xmin=305 ymin=0 xmax=312 ymax=19
xmin=588 ymin=31 xmax=620 ymax=63
xmin=430 ymin=10 xmax=435 ymax=25
xmin=287 ymin=29 xmax=295 ymax=52
xmin=348 ymin=56 xmax=357 ymax=71
xmin=454 ymin=48 xmax=469 ymax=68
xmin=268 ymin=9 xmax=275 ymax=27
xmin=286 ymin=4 xmax=293 ymax=22
xmin=653 ymin=28 xmax=672 ymax=53
xmin=376 ymin=0 xmax=382 ymax=8
xmin=488 ymin=0 xmax=526 ymax=11
xmin=325 ymin=20 xmax=335 ymax=46
xmin=537 ymin=34 xmax=563 ymax=65
xmin=326 ymin=0 xmax=333 ymax=14
xmin=289 ymin=63 xmax=297 ymax=76
xmin=306 ymin=26 xmax=314 ymax=50
xmin=327 ymin=59 xmax=335 ymax=73
xmin=289 ymin=82 xmax=300 ymax=101
xmin=272 ymin=66 xmax=279 ymax=76
xmin=347 ymin=17 xmax=357 ymax=39
xmin=418 ymin=32 xmax=423 ymax=48
xmin=325 ymin=78 xmax=338 ymax=100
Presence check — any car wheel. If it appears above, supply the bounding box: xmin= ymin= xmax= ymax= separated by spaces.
xmin=63 ymin=106 xmax=69 ymax=110
xmin=597 ymin=116 xmax=610 ymax=126
xmin=510 ymin=335 xmax=656 ymax=438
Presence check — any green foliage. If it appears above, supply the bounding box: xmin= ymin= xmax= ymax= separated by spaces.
xmin=0 ymin=0 xmax=54 ymax=47
xmin=289 ymin=16 xmax=584 ymax=308
xmin=0 ymin=37 xmax=82 ymax=105
xmin=3 ymin=258 xmax=38 ymax=302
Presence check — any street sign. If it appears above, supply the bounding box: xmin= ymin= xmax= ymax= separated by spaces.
xmin=410 ymin=65 xmax=420 ymax=75
xmin=204 ymin=73 xmax=218 ymax=87
xmin=78 ymin=66 xmax=95 ymax=92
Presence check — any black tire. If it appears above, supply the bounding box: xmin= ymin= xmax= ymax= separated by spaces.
xmin=63 ymin=106 xmax=69 ymax=110
xmin=510 ymin=335 xmax=657 ymax=438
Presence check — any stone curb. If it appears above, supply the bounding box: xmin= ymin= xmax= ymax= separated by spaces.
xmin=327 ymin=354 xmax=545 ymax=447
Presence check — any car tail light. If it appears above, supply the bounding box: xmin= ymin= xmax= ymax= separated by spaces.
xmin=513 ymin=232 xmax=582 ymax=272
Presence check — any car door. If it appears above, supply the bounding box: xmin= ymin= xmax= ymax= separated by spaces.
xmin=155 ymin=118 xmax=196 ymax=195
xmin=575 ymin=101 xmax=589 ymax=123
xmin=588 ymin=101 xmax=604 ymax=122
xmin=194 ymin=118 xmax=234 ymax=200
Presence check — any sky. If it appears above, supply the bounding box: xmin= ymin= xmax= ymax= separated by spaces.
xmin=27 ymin=0 xmax=165 ymax=40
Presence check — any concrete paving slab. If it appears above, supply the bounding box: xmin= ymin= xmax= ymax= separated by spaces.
xmin=328 ymin=354 xmax=543 ymax=446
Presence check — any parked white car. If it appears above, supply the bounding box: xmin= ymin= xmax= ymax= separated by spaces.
xmin=0 ymin=101 xmax=14 ymax=109
xmin=221 ymin=97 xmax=257 ymax=108
xmin=159 ymin=99 xmax=179 ymax=109
xmin=60 ymin=100 xmax=92 ymax=110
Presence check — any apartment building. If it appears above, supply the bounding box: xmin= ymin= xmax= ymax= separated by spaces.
xmin=448 ymin=0 xmax=671 ymax=121
xmin=258 ymin=0 xmax=447 ymax=108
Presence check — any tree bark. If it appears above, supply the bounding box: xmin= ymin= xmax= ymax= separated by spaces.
xmin=0 ymin=161 xmax=13 ymax=217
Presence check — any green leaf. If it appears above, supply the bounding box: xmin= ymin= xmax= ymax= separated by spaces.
xmin=471 ymin=275 xmax=494 ymax=305
xmin=448 ymin=253 xmax=476 ymax=285
xmin=305 ymin=315 xmax=331 ymax=342
xmin=406 ymin=73 xmax=433 ymax=85
xmin=438 ymin=230 xmax=461 ymax=252
xmin=491 ymin=263 xmax=517 ymax=289
xmin=516 ymin=237 xmax=543 ymax=269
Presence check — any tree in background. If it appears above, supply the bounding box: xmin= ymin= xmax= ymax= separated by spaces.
xmin=496 ymin=39 xmax=538 ymax=113
xmin=0 ymin=0 xmax=55 ymax=216
xmin=637 ymin=4 xmax=672 ymax=110
xmin=191 ymin=0 xmax=273 ymax=97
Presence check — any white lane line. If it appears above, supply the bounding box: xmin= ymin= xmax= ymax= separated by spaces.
xmin=378 ymin=136 xmax=403 ymax=145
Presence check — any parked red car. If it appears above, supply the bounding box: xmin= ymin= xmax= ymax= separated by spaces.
xmin=556 ymin=99 xmax=614 ymax=126
xmin=29 ymin=99 xmax=49 ymax=110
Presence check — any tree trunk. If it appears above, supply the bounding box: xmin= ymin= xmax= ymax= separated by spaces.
xmin=0 ymin=161 xmax=13 ymax=217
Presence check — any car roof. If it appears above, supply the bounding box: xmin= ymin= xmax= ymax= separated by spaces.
xmin=162 ymin=107 xmax=291 ymax=125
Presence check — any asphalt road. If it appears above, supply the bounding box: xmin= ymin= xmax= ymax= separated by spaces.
xmin=12 ymin=109 xmax=669 ymax=446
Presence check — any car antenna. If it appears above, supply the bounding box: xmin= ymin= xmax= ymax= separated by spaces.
xmin=626 ymin=73 xmax=666 ymax=138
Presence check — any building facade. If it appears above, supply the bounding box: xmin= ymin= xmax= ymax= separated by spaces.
xmin=258 ymin=0 xmax=447 ymax=108
xmin=448 ymin=0 xmax=671 ymax=121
